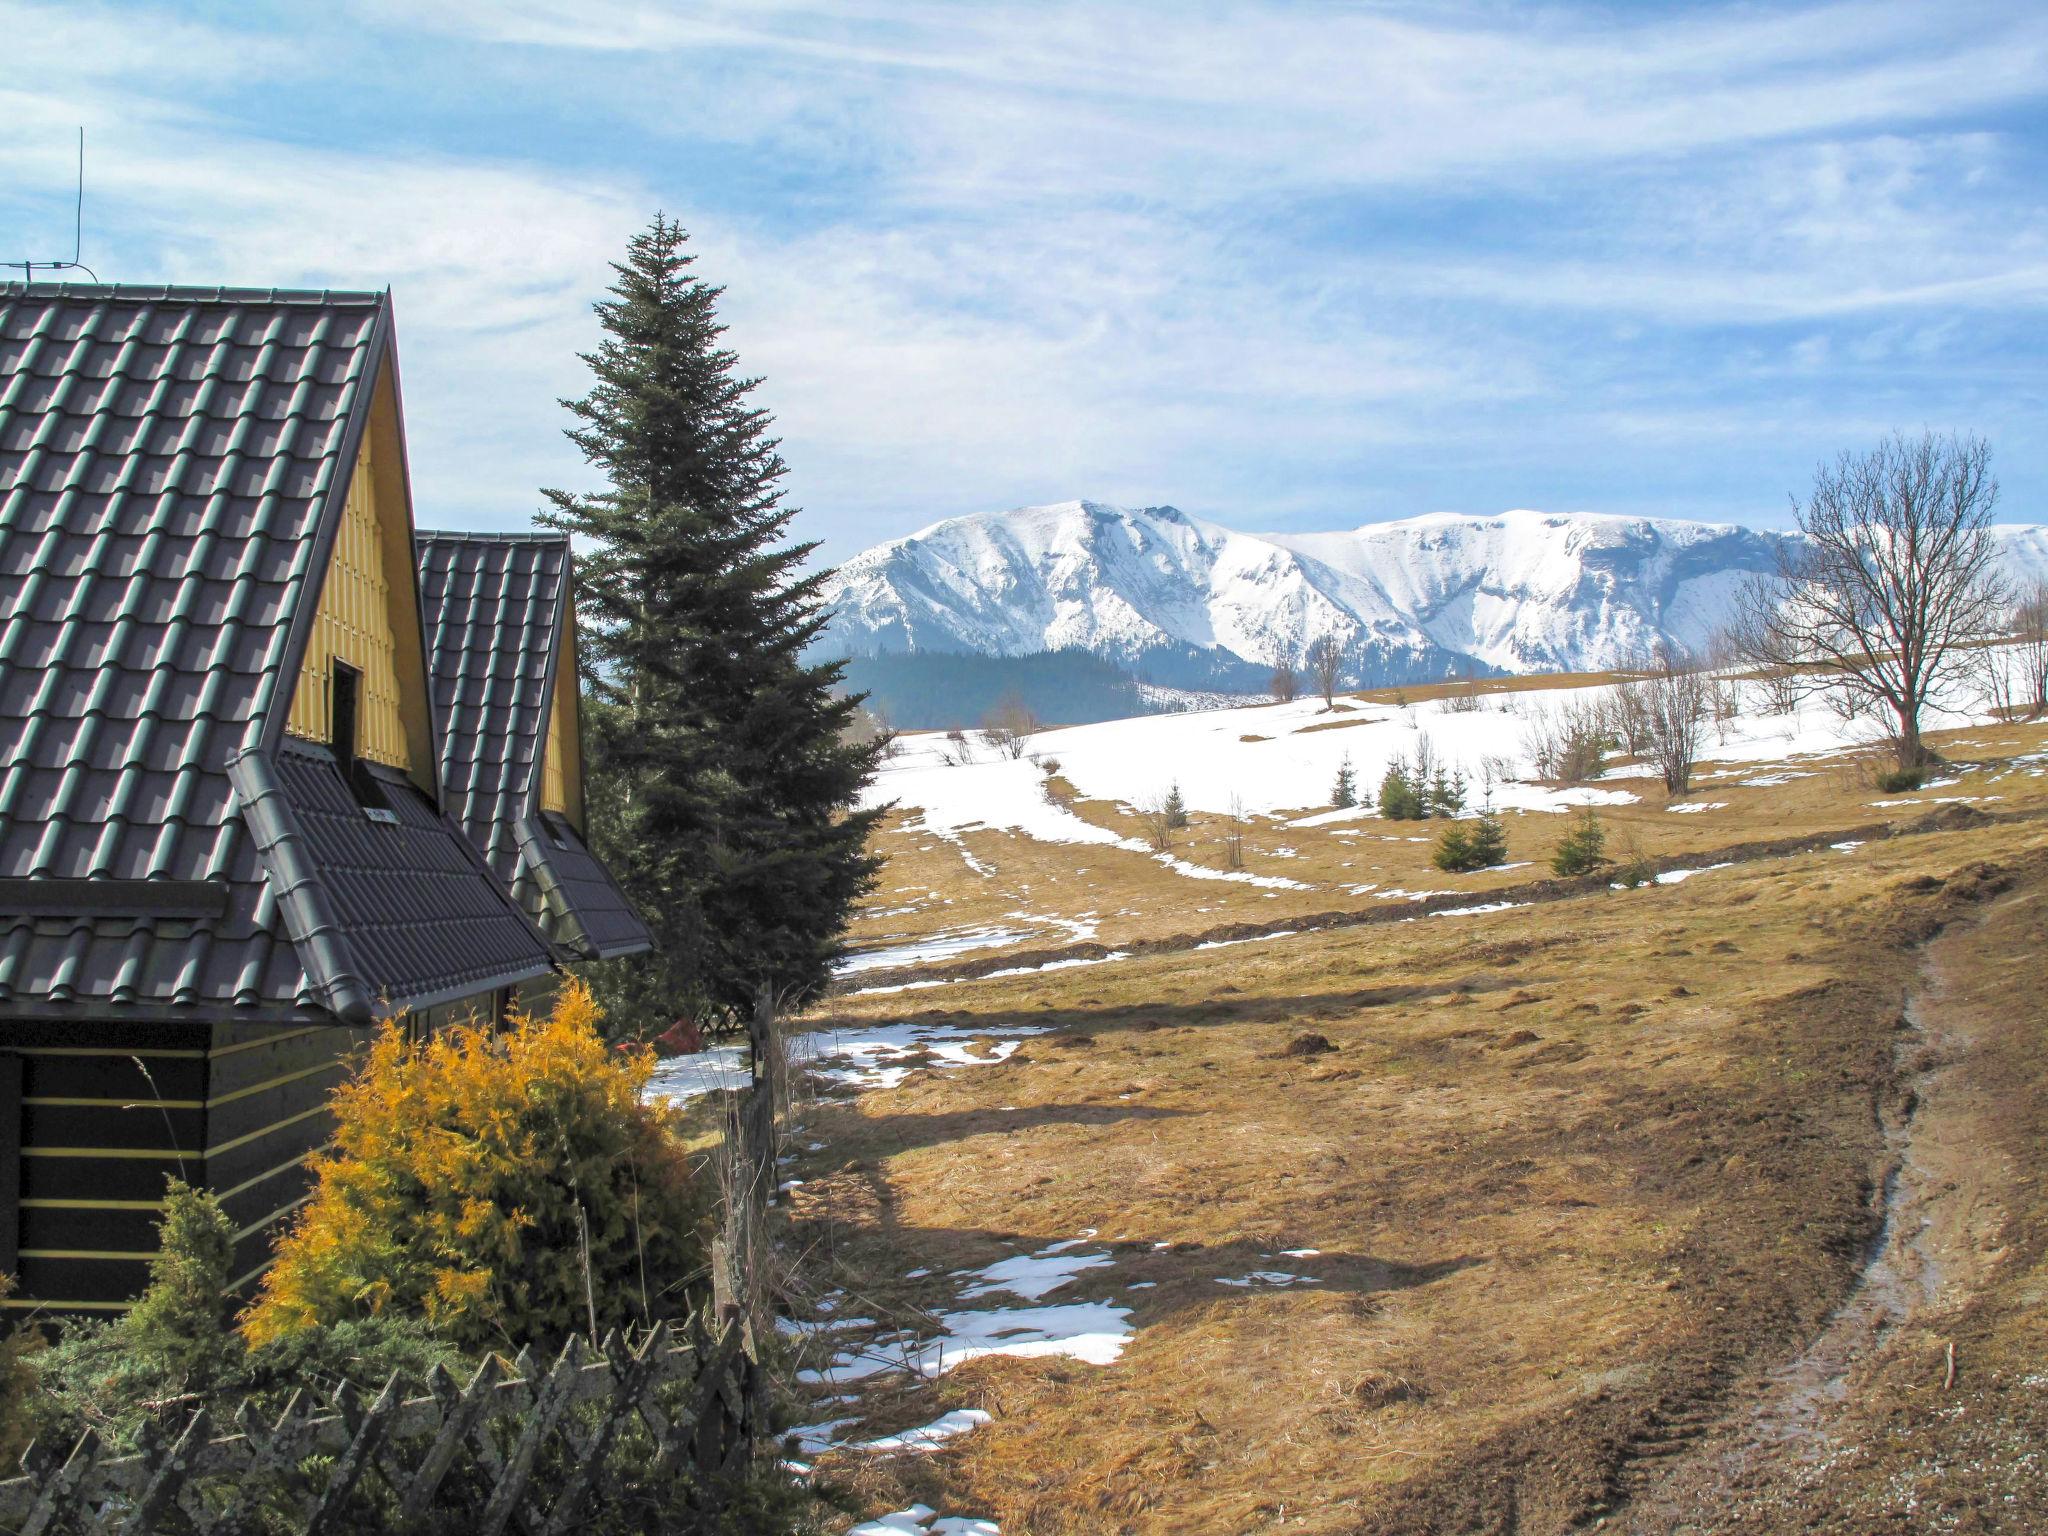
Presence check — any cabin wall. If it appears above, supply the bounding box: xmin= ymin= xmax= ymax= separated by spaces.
xmin=1 ymin=982 xmax=535 ymax=1317
xmin=204 ymin=1021 xmax=363 ymax=1297
xmin=2 ymin=1021 xmax=212 ymax=1314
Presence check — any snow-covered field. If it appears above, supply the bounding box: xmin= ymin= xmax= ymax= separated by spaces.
xmin=861 ymin=672 xmax=1990 ymax=842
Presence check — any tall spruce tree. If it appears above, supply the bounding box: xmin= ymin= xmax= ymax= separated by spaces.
xmin=544 ymin=216 xmax=885 ymax=1025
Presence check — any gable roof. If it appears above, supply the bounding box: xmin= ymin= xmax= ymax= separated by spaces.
xmin=415 ymin=531 xmax=652 ymax=961
xmin=0 ymin=284 xmax=560 ymax=1020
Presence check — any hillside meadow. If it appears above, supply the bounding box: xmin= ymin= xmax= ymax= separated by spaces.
xmin=675 ymin=676 xmax=2048 ymax=1535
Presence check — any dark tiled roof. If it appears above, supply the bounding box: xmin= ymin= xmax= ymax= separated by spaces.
xmin=416 ymin=531 xmax=651 ymax=960
xmin=231 ymin=744 xmax=558 ymax=1023
xmin=516 ymin=812 xmax=653 ymax=960
xmin=0 ymin=284 xmax=384 ymax=1014
xmin=0 ymin=284 xmax=564 ymax=1018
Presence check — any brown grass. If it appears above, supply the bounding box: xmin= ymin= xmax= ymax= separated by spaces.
xmin=776 ymin=719 xmax=2048 ymax=1533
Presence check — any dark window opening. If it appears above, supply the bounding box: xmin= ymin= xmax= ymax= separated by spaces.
xmin=330 ymin=660 xmax=391 ymax=814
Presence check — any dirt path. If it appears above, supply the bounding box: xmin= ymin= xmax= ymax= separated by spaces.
xmin=1604 ymin=884 xmax=2029 ymax=1533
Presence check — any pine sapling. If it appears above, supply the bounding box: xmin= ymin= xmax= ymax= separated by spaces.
xmin=1550 ymin=809 xmax=1607 ymax=877
xmin=1164 ymin=782 xmax=1190 ymax=830
xmin=1332 ymin=754 xmax=1358 ymax=809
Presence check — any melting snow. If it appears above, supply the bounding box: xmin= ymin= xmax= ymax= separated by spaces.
xmin=797 ymin=1020 xmax=1049 ymax=1093
xmin=836 ymin=927 xmax=1031 ymax=976
xmin=850 ymin=1510 xmax=999 ymax=1536
xmin=796 ymin=1301 xmax=1135 ymax=1386
xmin=1665 ymin=801 xmax=1728 ymax=813
xmin=1194 ymin=929 xmax=1299 ymax=951
xmin=958 ymin=1240 xmax=1113 ymax=1302
xmin=1152 ymin=853 xmax=1307 ymax=889
xmin=644 ymin=1042 xmax=751 ymax=1103
xmin=851 ymin=1409 xmax=994 ymax=1454
xmin=1650 ymin=863 xmax=1734 ymax=886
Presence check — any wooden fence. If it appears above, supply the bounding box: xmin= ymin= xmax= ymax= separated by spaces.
xmin=0 ymin=1314 xmax=757 ymax=1535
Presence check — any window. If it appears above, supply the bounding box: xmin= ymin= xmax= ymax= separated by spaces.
xmin=330 ymin=660 xmax=391 ymax=815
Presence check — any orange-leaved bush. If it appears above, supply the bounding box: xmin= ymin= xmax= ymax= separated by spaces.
xmin=243 ymin=981 xmax=712 ymax=1351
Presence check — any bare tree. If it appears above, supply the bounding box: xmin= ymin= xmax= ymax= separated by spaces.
xmin=1733 ymin=431 xmax=2008 ymax=770
xmin=1304 ymin=633 xmax=1345 ymax=706
xmin=839 ymin=700 xmax=897 ymax=760
xmin=1269 ymin=659 xmax=1300 ymax=704
xmin=1136 ymin=791 xmax=1178 ymax=853
xmin=1520 ymin=697 xmax=1609 ymax=783
xmin=1222 ymin=792 xmax=1246 ymax=869
xmin=2017 ymin=579 xmax=2048 ymax=717
xmin=980 ymin=692 xmax=1040 ymax=760
xmin=1443 ymin=658 xmax=1483 ymax=713
xmin=1637 ymin=645 xmax=1711 ymax=795
xmin=941 ymin=727 xmax=975 ymax=766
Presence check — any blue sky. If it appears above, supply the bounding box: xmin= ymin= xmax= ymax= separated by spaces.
xmin=4 ymin=1 xmax=2044 ymax=561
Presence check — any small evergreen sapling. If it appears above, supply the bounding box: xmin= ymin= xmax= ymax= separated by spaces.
xmin=1426 ymin=765 xmax=1467 ymax=819
xmin=1550 ymin=809 xmax=1608 ymax=876
xmin=1332 ymin=754 xmax=1358 ymax=809
xmin=1164 ymin=782 xmax=1190 ymax=829
xmin=1434 ymin=813 xmax=1507 ymax=873
xmin=126 ymin=1179 xmax=238 ymax=1393
xmin=1377 ymin=763 xmax=1422 ymax=820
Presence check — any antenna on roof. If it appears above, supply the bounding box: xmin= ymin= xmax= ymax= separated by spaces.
xmin=6 ymin=128 xmax=98 ymax=285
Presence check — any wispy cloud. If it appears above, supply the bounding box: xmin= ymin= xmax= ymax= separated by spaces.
xmin=2 ymin=0 xmax=2043 ymax=550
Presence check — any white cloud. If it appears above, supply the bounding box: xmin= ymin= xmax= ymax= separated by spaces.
xmin=3 ymin=0 xmax=2043 ymax=549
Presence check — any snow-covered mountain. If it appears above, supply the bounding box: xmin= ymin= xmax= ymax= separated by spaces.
xmin=821 ymin=501 xmax=2048 ymax=717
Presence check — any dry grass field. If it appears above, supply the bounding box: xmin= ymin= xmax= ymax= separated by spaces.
xmin=753 ymin=706 xmax=2048 ymax=1534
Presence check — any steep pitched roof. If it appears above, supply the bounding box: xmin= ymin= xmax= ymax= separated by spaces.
xmin=0 ymin=284 xmax=558 ymax=1020
xmin=415 ymin=531 xmax=652 ymax=961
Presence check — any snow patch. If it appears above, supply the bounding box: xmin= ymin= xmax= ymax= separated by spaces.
xmin=851 ymin=1409 xmax=994 ymax=1455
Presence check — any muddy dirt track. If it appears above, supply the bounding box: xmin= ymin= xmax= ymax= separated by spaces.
xmin=1605 ymin=866 xmax=2048 ymax=1533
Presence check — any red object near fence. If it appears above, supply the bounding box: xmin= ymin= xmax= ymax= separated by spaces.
xmin=654 ymin=1017 xmax=704 ymax=1057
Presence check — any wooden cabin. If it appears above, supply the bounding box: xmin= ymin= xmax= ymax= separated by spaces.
xmin=0 ymin=284 xmax=644 ymax=1318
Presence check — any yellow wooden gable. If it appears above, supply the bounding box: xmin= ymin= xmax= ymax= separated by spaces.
xmin=284 ymin=368 xmax=437 ymax=790
xmin=538 ymin=604 xmax=585 ymax=828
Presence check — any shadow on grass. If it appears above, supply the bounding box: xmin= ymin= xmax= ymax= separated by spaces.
xmin=814 ymin=1099 xmax=1191 ymax=1156
xmin=804 ymin=974 xmax=1537 ymax=1045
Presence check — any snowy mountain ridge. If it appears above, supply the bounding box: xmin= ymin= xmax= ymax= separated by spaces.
xmin=822 ymin=500 xmax=2048 ymax=688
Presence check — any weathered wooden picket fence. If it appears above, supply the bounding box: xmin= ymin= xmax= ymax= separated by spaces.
xmin=0 ymin=1314 xmax=757 ymax=1535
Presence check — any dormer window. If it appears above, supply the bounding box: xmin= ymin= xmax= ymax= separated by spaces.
xmin=331 ymin=660 xmax=392 ymax=816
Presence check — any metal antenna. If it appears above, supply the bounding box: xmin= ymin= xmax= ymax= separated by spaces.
xmin=6 ymin=127 xmax=99 ymax=285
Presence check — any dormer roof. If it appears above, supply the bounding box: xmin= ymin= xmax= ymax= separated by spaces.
xmin=415 ymin=530 xmax=652 ymax=961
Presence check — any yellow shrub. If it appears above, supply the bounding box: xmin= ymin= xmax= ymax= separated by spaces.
xmin=244 ymin=981 xmax=711 ymax=1350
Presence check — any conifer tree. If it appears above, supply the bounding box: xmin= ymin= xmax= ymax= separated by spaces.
xmin=1376 ymin=762 xmax=1420 ymax=820
xmin=1164 ymin=782 xmax=1190 ymax=830
xmin=1332 ymin=754 xmax=1358 ymax=809
xmin=545 ymin=216 xmax=885 ymax=1020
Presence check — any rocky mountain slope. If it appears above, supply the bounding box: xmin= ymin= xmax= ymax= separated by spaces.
xmin=821 ymin=500 xmax=2048 ymax=716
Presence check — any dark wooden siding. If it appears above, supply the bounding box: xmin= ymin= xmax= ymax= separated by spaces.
xmin=0 ymin=1053 xmax=19 ymax=1283
xmin=4 ymin=1024 xmax=211 ymax=1316
xmin=511 ymin=971 xmax=562 ymax=1021
xmin=203 ymin=1021 xmax=362 ymax=1295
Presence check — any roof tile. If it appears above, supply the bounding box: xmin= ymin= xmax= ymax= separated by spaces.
xmin=0 ymin=286 xmax=366 ymax=1011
